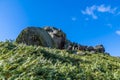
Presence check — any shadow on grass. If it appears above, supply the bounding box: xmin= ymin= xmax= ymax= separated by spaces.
xmin=38 ymin=50 xmax=91 ymax=66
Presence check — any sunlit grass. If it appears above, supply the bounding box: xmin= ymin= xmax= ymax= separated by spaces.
xmin=0 ymin=41 xmax=120 ymax=79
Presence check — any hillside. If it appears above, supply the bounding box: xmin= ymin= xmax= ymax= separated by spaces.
xmin=0 ymin=41 xmax=120 ymax=80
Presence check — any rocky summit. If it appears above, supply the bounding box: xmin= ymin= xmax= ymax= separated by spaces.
xmin=16 ymin=27 xmax=55 ymax=48
xmin=16 ymin=26 xmax=107 ymax=54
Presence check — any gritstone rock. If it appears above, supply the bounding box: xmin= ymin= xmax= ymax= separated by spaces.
xmin=94 ymin=45 xmax=105 ymax=53
xmin=86 ymin=46 xmax=95 ymax=51
xmin=43 ymin=26 xmax=66 ymax=49
xmin=16 ymin=27 xmax=55 ymax=48
xmin=16 ymin=26 xmax=107 ymax=54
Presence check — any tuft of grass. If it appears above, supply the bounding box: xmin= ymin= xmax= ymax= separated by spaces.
xmin=0 ymin=41 xmax=120 ymax=80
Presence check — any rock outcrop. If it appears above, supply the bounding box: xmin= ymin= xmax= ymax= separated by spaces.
xmin=16 ymin=26 xmax=107 ymax=54
xmin=43 ymin=26 xmax=66 ymax=49
xmin=94 ymin=45 xmax=105 ymax=53
xmin=16 ymin=27 xmax=55 ymax=48
xmin=65 ymin=42 xmax=106 ymax=53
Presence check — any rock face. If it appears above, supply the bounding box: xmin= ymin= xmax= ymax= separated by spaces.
xmin=16 ymin=27 xmax=55 ymax=48
xmin=16 ymin=26 xmax=107 ymax=54
xmin=94 ymin=45 xmax=105 ymax=53
xmin=65 ymin=42 xmax=106 ymax=53
xmin=43 ymin=26 xmax=66 ymax=49
xmin=86 ymin=46 xmax=94 ymax=51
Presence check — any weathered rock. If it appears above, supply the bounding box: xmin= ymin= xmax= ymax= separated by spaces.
xmin=69 ymin=42 xmax=77 ymax=50
xmin=64 ymin=41 xmax=106 ymax=54
xmin=16 ymin=27 xmax=55 ymax=48
xmin=43 ymin=26 xmax=66 ymax=49
xmin=86 ymin=46 xmax=94 ymax=51
xmin=16 ymin=26 xmax=107 ymax=54
xmin=79 ymin=45 xmax=88 ymax=51
xmin=64 ymin=40 xmax=72 ymax=50
xmin=67 ymin=45 xmax=72 ymax=50
xmin=94 ymin=45 xmax=105 ymax=53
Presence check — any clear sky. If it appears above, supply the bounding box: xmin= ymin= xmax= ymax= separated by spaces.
xmin=0 ymin=0 xmax=120 ymax=56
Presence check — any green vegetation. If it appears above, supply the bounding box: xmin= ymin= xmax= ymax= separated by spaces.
xmin=0 ymin=41 xmax=120 ymax=80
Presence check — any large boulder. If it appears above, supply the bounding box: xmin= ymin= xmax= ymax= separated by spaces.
xmin=86 ymin=46 xmax=94 ymax=51
xmin=94 ymin=45 xmax=105 ymax=53
xmin=16 ymin=27 xmax=56 ymax=48
xmin=43 ymin=26 xmax=66 ymax=49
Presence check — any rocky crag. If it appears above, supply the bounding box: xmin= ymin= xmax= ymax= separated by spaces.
xmin=16 ymin=27 xmax=55 ymax=48
xmin=16 ymin=26 xmax=108 ymax=54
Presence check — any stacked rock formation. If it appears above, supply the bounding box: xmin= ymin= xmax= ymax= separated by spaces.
xmin=16 ymin=26 xmax=107 ymax=54
xmin=43 ymin=26 xmax=66 ymax=49
xmin=16 ymin=26 xmax=66 ymax=49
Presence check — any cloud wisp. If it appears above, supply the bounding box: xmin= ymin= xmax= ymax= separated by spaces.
xmin=82 ymin=4 xmax=117 ymax=19
xmin=71 ymin=17 xmax=77 ymax=21
xmin=97 ymin=5 xmax=117 ymax=13
xmin=116 ymin=30 xmax=120 ymax=36
xmin=82 ymin=5 xmax=97 ymax=19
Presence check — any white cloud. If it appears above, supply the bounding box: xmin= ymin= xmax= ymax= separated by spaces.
xmin=82 ymin=5 xmax=97 ymax=19
xmin=97 ymin=5 xmax=117 ymax=13
xmin=82 ymin=4 xmax=117 ymax=19
xmin=71 ymin=17 xmax=77 ymax=21
xmin=116 ymin=30 xmax=120 ymax=35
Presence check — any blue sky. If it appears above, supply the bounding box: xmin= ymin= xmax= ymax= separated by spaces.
xmin=0 ymin=0 xmax=120 ymax=56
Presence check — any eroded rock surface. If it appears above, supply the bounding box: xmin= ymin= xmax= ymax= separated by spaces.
xmin=43 ymin=26 xmax=66 ymax=49
xmin=16 ymin=26 xmax=107 ymax=54
xmin=16 ymin=27 xmax=55 ymax=48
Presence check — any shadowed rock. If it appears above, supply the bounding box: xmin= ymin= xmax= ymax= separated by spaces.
xmin=16 ymin=26 xmax=107 ymax=54
xmin=86 ymin=46 xmax=94 ymax=51
xmin=16 ymin=27 xmax=56 ymax=48
xmin=43 ymin=26 xmax=66 ymax=49
xmin=64 ymin=41 xmax=106 ymax=54
xmin=94 ymin=45 xmax=105 ymax=53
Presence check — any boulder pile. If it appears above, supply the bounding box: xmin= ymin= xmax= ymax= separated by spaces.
xmin=16 ymin=26 xmax=107 ymax=54
xmin=65 ymin=41 xmax=105 ymax=53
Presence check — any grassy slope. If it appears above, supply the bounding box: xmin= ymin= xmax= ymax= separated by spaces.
xmin=0 ymin=41 xmax=120 ymax=80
